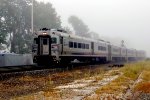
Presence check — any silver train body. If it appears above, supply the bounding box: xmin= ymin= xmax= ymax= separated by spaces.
xmin=32 ymin=29 xmax=146 ymax=65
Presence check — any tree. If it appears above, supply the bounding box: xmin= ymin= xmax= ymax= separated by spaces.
xmin=89 ymin=31 xmax=100 ymax=39
xmin=63 ymin=26 xmax=73 ymax=34
xmin=0 ymin=0 xmax=61 ymax=53
xmin=0 ymin=0 xmax=32 ymax=53
xmin=0 ymin=21 xmax=7 ymax=45
xmin=33 ymin=1 xmax=61 ymax=30
xmin=68 ymin=15 xmax=89 ymax=37
xmin=0 ymin=0 xmax=12 ymax=46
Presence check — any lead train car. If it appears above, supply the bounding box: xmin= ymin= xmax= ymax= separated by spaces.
xmin=32 ymin=29 xmax=146 ymax=65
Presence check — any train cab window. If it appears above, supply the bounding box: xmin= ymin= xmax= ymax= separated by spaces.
xmin=74 ymin=42 xmax=77 ymax=48
xmin=78 ymin=43 xmax=81 ymax=48
xmin=43 ymin=39 xmax=48 ymax=45
xmin=51 ymin=37 xmax=57 ymax=44
xmin=69 ymin=41 xmax=73 ymax=48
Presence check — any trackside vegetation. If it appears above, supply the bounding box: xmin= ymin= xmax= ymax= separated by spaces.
xmin=95 ymin=61 xmax=150 ymax=98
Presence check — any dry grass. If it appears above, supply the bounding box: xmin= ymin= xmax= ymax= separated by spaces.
xmin=96 ymin=61 xmax=150 ymax=96
xmin=95 ymin=75 xmax=129 ymax=95
xmin=133 ymin=62 xmax=150 ymax=94
xmin=134 ymin=82 xmax=150 ymax=93
xmin=140 ymin=71 xmax=150 ymax=82
xmin=1 ymin=65 xmax=107 ymax=99
xmin=121 ymin=62 xmax=145 ymax=80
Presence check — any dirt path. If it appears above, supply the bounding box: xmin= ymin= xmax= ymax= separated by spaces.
xmin=54 ymin=69 xmax=121 ymax=100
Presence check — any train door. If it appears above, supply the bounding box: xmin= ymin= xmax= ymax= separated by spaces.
xmin=91 ymin=42 xmax=94 ymax=55
xmin=42 ymin=38 xmax=49 ymax=55
xmin=60 ymin=36 xmax=63 ymax=55
xmin=38 ymin=36 xmax=51 ymax=55
xmin=126 ymin=49 xmax=128 ymax=63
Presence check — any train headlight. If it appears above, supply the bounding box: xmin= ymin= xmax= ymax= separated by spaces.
xmin=42 ymin=32 xmax=47 ymax=35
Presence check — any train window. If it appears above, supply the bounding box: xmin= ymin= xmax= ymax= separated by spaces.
xmin=43 ymin=39 xmax=47 ymax=45
xmin=98 ymin=46 xmax=106 ymax=51
xmin=81 ymin=43 xmax=85 ymax=49
xmin=74 ymin=42 xmax=77 ymax=48
xmin=69 ymin=41 xmax=73 ymax=48
xmin=113 ymin=48 xmax=119 ymax=52
xmin=51 ymin=37 xmax=57 ymax=44
xmin=34 ymin=38 xmax=38 ymax=44
xmin=103 ymin=47 xmax=106 ymax=51
xmin=84 ymin=44 xmax=86 ymax=49
xmin=78 ymin=43 xmax=81 ymax=48
xmin=122 ymin=50 xmax=126 ymax=53
xmin=98 ymin=46 xmax=100 ymax=50
xmin=86 ymin=44 xmax=89 ymax=49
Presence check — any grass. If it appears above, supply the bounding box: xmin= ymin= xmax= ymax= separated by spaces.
xmin=121 ymin=62 xmax=145 ymax=80
xmin=141 ymin=71 xmax=150 ymax=81
xmin=96 ymin=61 xmax=150 ymax=96
xmin=133 ymin=62 xmax=150 ymax=93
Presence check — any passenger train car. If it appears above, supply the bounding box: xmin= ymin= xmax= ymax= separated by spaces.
xmin=32 ymin=28 xmax=146 ymax=65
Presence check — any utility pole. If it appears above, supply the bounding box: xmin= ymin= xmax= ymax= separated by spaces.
xmin=121 ymin=40 xmax=125 ymax=47
xmin=31 ymin=0 xmax=33 ymax=34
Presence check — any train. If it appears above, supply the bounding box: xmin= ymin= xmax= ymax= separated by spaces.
xmin=32 ymin=28 xmax=146 ymax=66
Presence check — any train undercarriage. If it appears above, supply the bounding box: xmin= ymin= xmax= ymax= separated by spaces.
xmin=33 ymin=55 xmax=132 ymax=67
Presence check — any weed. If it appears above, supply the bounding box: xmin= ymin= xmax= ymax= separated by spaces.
xmin=134 ymin=82 xmax=150 ymax=93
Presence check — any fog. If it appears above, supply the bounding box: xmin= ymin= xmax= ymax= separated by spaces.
xmin=38 ymin=0 xmax=150 ymax=57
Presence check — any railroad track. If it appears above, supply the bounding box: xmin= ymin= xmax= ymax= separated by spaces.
xmin=0 ymin=61 xmax=125 ymax=73
xmin=0 ymin=63 xmax=114 ymax=81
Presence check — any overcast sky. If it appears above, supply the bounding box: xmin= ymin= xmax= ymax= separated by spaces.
xmin=38 ymin=0 xmax=150 ymax=57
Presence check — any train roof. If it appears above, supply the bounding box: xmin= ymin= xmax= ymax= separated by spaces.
xmin=35 ymin=28 xmax=145 ymax=53
xmin=37 ymin=29 xmax=110 ymax=44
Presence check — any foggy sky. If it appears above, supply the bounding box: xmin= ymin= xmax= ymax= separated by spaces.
xmin=38 ymin=0 xmax=150 ymax=57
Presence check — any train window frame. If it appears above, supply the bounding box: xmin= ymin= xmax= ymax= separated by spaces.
xmin=69 ymin=41 xmax=73 ymax=48
xmin=74 ymin=42 xmax=77 ymax=48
